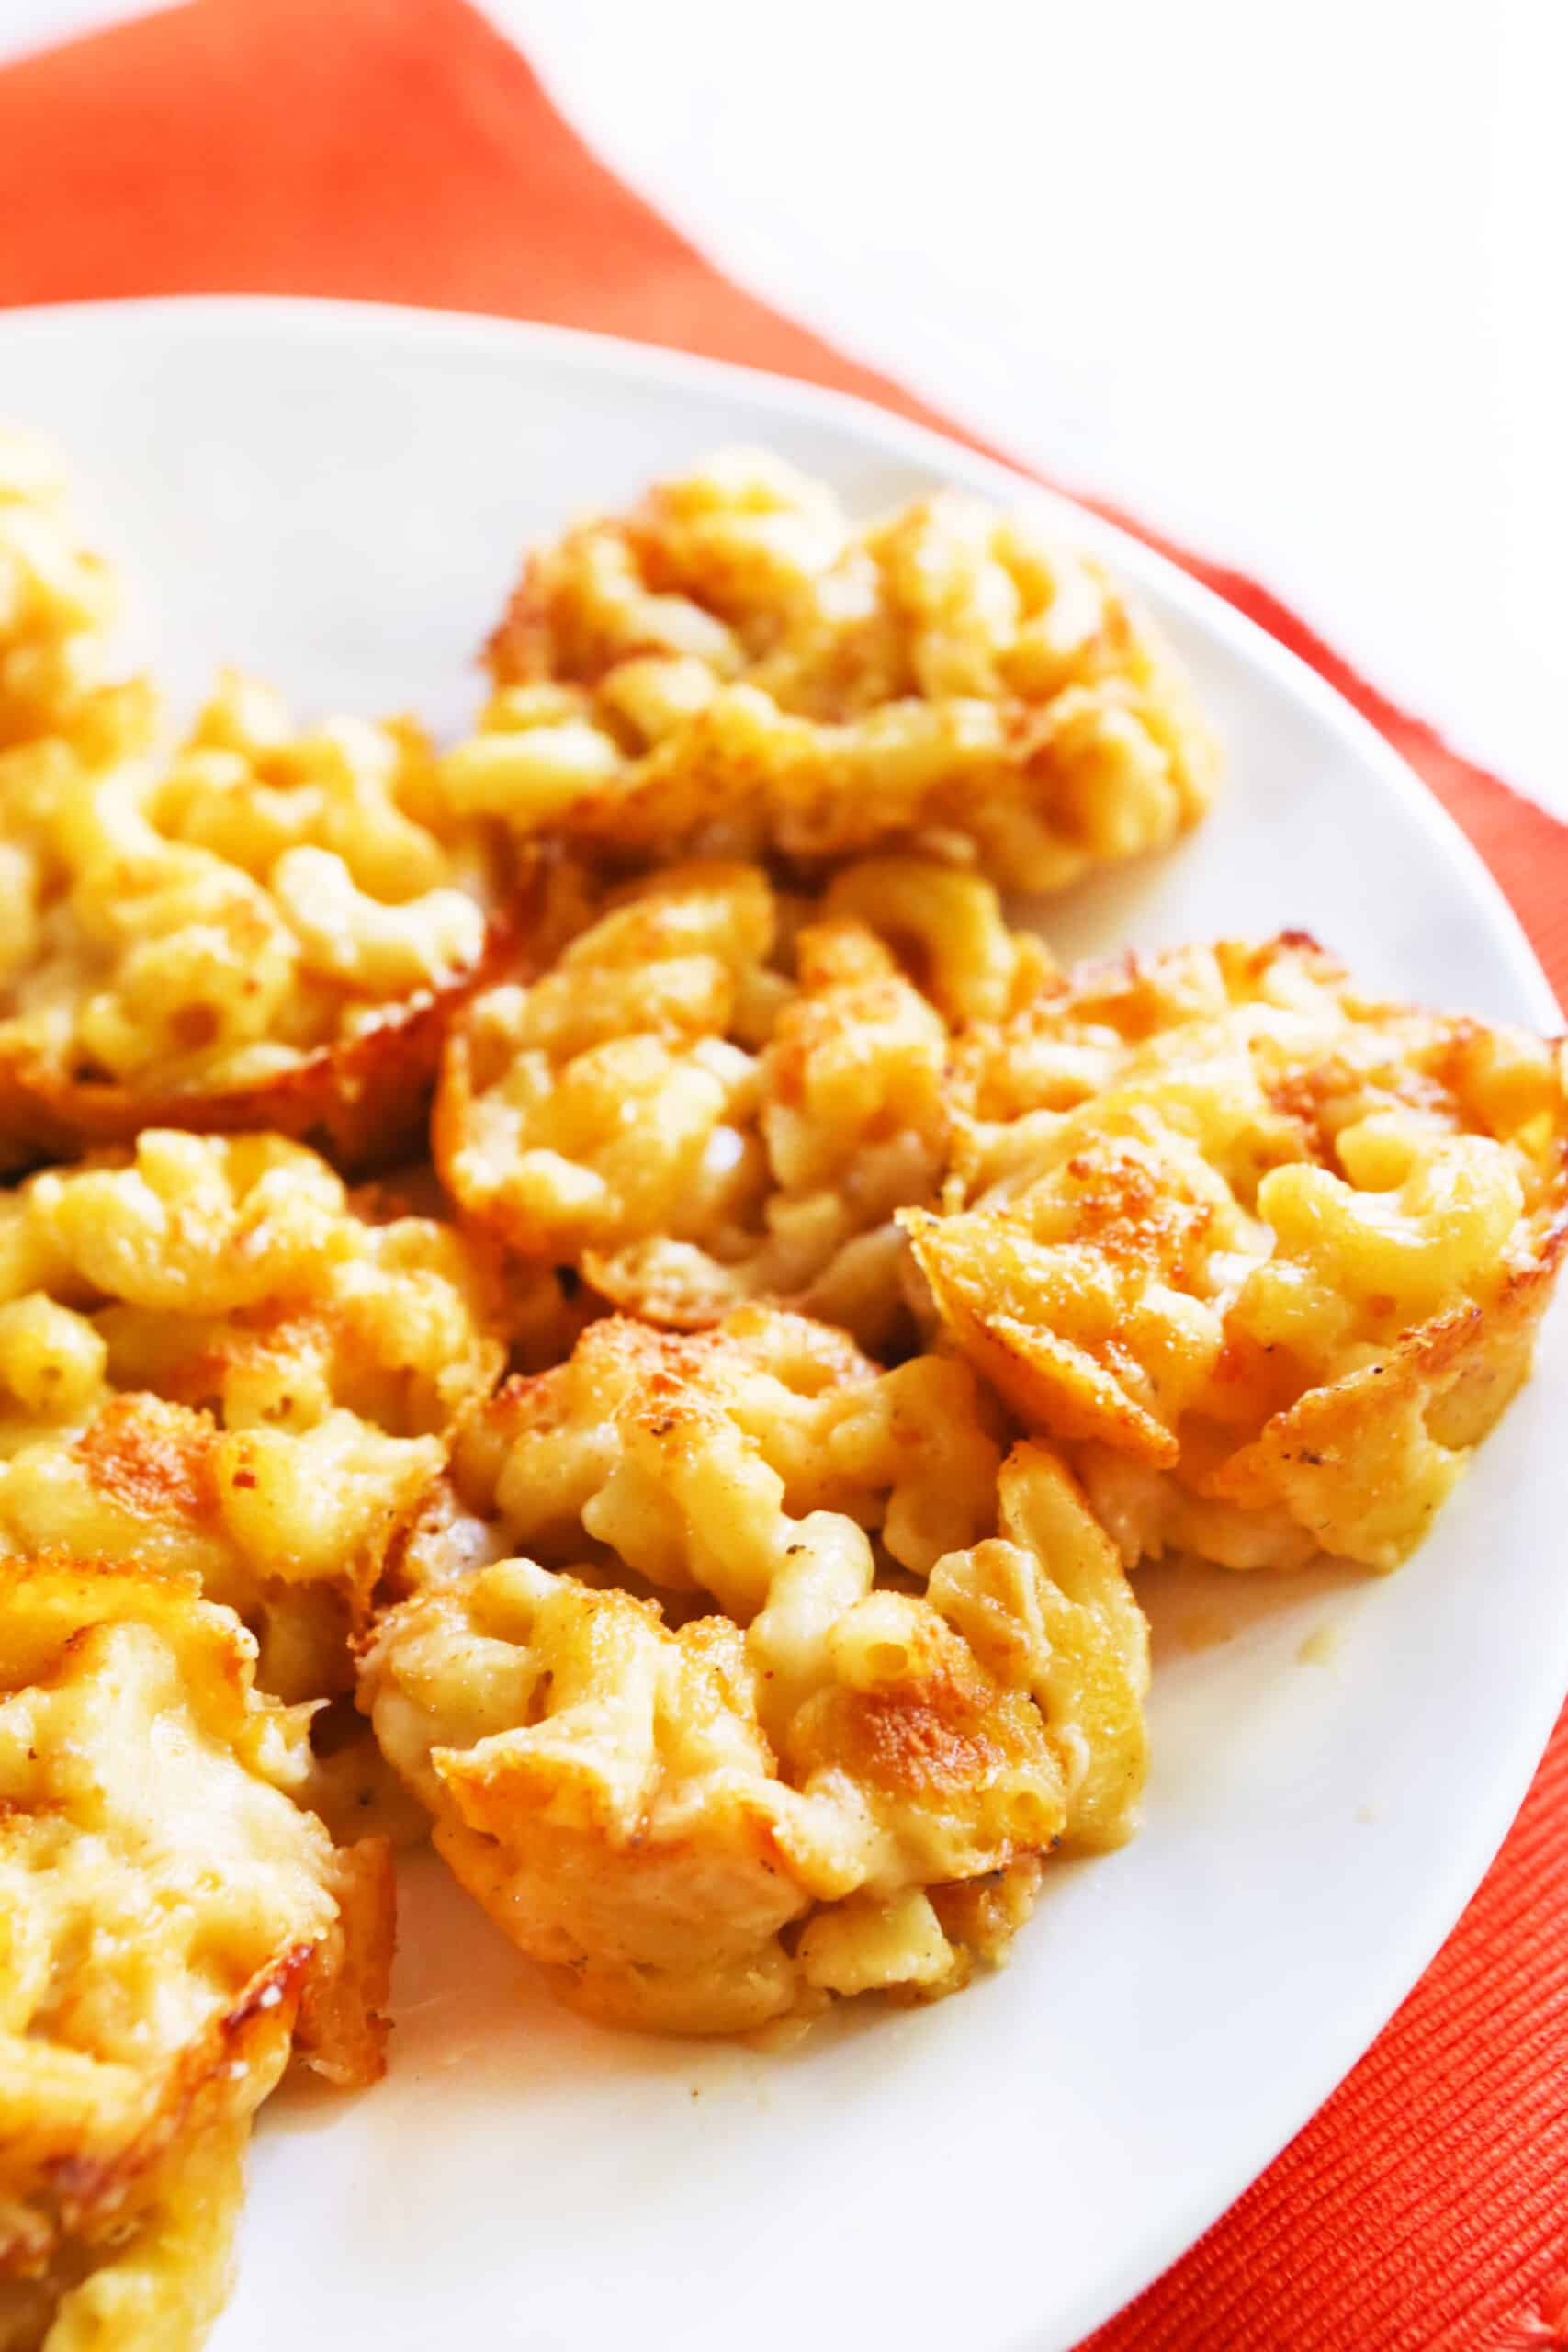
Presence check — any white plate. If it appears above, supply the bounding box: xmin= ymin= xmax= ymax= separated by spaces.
xmin=4 ymin=298 xmax=1564 ymax=2352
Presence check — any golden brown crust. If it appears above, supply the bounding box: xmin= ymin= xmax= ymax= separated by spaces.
xmin=784 ymin=1623 xmax=1056 ymax=1816
xmin=0 ymin=897 xmax=537 ymax=1182
xmin=915 ymin=933 xmax=1568 ymax=1572
xmin=71 ymin=1396 xmax=218 ymax=1527
xmin=291 ymin=1838 xmax=398 ymax=2092
xmin=0 ymin=969 xmax=451 ymax=1181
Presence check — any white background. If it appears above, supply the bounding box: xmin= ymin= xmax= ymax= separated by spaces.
xmin=5 ymin=0 xmax=1565 ymax=812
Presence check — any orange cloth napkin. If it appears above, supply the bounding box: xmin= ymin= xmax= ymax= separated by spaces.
xmin=2 ymin=3 xmax=1563 ymax=2342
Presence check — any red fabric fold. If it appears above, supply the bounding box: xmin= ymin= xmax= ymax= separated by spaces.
xmin=1 ymin=3 xmax=1563 ymax=2343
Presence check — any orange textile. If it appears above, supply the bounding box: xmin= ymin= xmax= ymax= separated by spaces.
xmin=0 ymin=3 xmax=1562 ymax=2343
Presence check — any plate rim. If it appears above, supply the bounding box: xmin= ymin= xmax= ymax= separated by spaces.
xmin=3 ymin=291 xmax=1564 ymax=2348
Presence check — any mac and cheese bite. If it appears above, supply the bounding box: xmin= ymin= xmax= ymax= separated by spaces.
xmin=363 ymin=1307 xmax=1149 ymax=2036
xmin=435 ymin=852 xmax=1050 ymax=1344
xmin=0 ymin=1557 xmax=391 ymax=2352
xmin=0 ymin=666 xmax=518 ymax=1176
xmin=0 ymin=1130 xmax=507 ymax=1702
xmin=907 ymin=935 xmax=1568 ymax=1573
xmin=462 ymin=449 xmax=1216 ymax=890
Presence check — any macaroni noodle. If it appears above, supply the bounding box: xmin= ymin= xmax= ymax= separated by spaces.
xmin=466 ymin=449 xmax=1217 ymax=888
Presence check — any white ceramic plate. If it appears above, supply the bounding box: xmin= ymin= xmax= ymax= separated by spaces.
xmin=4 ymin=298 xmax=1563 ymax=2352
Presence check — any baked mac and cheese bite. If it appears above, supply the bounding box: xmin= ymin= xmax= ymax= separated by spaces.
xmin=435 ymin=852 xmax=1050 ymax=1344
xmin=0 ymin=666 xmax=522 ymax=1176
xmin=363 ymin=1307 xmax=1150 ymax=2037
xmin=0 ymin=1557 xmax=391 ymax=2352
xmin=906 ymin=935 xmax=1568 ymax=1573
xmin=0 ymin=1130 xmax=507 ymax=1702
xmin=458 ymin=448 xmax=1217 ymax=890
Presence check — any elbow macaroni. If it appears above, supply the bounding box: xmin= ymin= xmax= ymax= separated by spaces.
xmin=466 ymin=448 xmax=1218 ymax=889
xmin=0 ymin=1130 xmax=508 ymax=1700
xmin=363 ymin=1307 xmax=1149 ymax=2035
xmin=907 ymin=935 xmax=1568 ymax=1571
xmin=435 ymin=852 xmax=1050 ymax=1346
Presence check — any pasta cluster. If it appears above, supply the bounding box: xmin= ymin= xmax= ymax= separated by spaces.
xmin=436 ymin=852 xmax=1050 ymax=1345
xmin=459 ymin=448 xmax=1219 ymax=888
xmin=365 ymin=1309 xmax=1149 ymax=2033
xmin=0 ymin=1558 xmax=391 ymax=2352
xmin=1 ymin=626 xmax=515 ymax=1173
xmin=0 ymin=1129 xmax=508 ymax=1700
xmin=909 ymin=936 xmax=1568 ymax=1569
